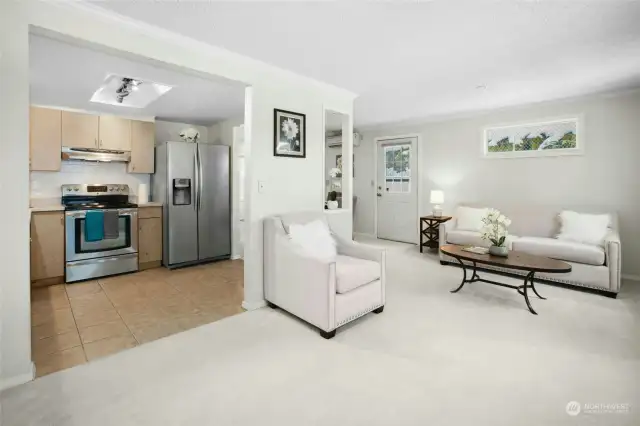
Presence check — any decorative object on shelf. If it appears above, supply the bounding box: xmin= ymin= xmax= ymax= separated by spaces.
xmin=336 ymin=154 xmax=355 ymax=177
xmin=274 ymin=108 xmax=306 ymax=158
xmin=484 ymin=118 xmax=580 ymax=158
xmin=329 ymin=167 xmax=342 ymax=178
xmin=480 ymin=208 xmax=512 ymax=257
xmin=419 ymin=215 xmax=452 ymax=252
xmin=327 ymin=191 xmax=339 ymax=210
xmin=179 ymin=127 xmax=200 ymax=143
xmin=430 ymin=190 xmax=444 ymax=217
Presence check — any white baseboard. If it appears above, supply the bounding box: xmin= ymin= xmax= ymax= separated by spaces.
xmin=622 ymin=274 xmax=640 ymax=282
xmin=230 ymin=255 xmax=243 ymax=260
xmin=0 ymin=362 xmax=35 ymax=392
xmin=353 ymin=232 xmax=376 ymax=239
xmin=242 ymin=299 xmax=267 ymax=311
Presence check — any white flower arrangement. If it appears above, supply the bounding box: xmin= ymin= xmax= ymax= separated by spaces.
xmin=480 ymin=209 xmax=512 ymax=247
xmin=329 ymin=167 xmax=342 ymax=178
xmin=281 ymin=118 xmax=299 ymax=141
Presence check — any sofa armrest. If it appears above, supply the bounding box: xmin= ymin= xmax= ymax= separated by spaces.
xmin=439 ymin=220 xmax=454 ymax=248
xmin=604 ymin=230 xmax=622 ymax=292
xmin=334 ymin=235 xmax=385 ymax=263
xmin=269 ymin=233 xmax=336 ymax=331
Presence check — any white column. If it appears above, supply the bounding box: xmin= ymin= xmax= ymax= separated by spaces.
xmin=0 ymin=3 xmax=34 ymax=389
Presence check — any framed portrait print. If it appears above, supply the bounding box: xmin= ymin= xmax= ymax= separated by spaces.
xmin=274 ymin=109 xmax=306 ymax=158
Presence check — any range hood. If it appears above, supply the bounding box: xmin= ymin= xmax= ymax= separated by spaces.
xmin=62 ymin=147 xmax=131 ymax=163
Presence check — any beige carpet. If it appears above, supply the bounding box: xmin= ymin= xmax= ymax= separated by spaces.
xmin=2 ymin=240 xmax=639 ymax=425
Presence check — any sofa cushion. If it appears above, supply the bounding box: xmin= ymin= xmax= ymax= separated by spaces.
xmin=335 ymin=255 xmax=380 ymax=294
xmin=447 ymin=230 xmax=518 ymax=249
xmin=455 ymin=206 xmax=488 ymax=232
xmin=513 ymin=236 xmax=605 ymax=266
xmin=557 ymin=210 xmax=611 ymax=247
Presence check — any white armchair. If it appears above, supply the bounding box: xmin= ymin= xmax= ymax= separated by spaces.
xmin=264 ymin=212 xmax=386 ymax=339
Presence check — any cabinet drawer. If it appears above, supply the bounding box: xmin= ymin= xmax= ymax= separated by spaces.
xmin=138 ymin=206 xmax=162 ymax=219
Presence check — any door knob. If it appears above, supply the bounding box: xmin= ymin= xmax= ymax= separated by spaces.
xmin=377 ymin=193 xmax=382 ymax=197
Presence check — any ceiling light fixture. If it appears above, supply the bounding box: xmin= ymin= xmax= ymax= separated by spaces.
xmin=90 ymin=74 xmax=172 ymax=108
xmin=476 ymin=84 xmax=487 ymax=90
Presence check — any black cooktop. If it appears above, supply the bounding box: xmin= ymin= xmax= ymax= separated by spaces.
xmin=62 ymin=194 xmax=137 ymax=211
xmin=63 ymin=202 xmax=138 ymax=211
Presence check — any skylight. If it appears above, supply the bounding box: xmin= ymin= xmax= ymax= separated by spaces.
xmin=90 ymin=74 xmax=172 ymax=108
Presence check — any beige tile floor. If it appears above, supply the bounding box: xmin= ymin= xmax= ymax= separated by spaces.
xmin=30 ymin=260 xmax=244 ymax=377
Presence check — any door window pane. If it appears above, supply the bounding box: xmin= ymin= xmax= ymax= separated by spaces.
xmin=384 ymin=144 xmax=411 ymax=193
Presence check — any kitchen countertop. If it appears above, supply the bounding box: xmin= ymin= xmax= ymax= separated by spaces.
xmin=30 ymin=198 xmax=65 ymax=213
xmin=137 ymin=202 xmax=163 ymax=207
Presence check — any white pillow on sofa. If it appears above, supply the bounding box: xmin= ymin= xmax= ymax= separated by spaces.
xmin=288 ymin=220 xmax=337 ymax=262
xmin=556 ymin=211 xmax=610 ymax=246
xmin=455 ymin=206 xmax=488 ymax=232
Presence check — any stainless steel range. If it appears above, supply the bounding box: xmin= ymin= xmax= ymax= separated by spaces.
xmin=62 ymin=184 xmax=138 ymax=283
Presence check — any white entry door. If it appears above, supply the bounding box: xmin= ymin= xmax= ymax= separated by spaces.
xmin=376 ymin=137 xmax=418 ymax=243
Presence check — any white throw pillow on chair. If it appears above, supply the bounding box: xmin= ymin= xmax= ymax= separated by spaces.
xmin=455 ymin=206 xmax=488 ymax=232
xmin=288 ymin=220 xmax=337 ymax=262
xmin=556 ymin=211 xmax=610 ymax=246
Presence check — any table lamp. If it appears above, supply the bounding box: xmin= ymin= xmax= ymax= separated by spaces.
xmin=430 ymin=190 xmax=444 ymax=217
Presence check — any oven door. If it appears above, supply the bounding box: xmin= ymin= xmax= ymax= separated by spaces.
xmin=65 ymin=208 xmax=138 ymax=262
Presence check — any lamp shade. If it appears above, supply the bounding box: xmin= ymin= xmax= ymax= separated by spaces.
xmin=430 ymin=190 xmax=444 ymax=204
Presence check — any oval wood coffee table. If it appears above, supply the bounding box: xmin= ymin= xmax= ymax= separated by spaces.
xmin=440 ymin=245 xmax=572 ymax=315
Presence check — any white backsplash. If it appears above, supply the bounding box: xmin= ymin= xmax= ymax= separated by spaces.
xmin=30 ymin=161 xmax=150 ymax=201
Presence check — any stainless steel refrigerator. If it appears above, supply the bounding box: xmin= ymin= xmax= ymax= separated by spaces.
xmin=152 ymin=142 xmax=231 ymax=268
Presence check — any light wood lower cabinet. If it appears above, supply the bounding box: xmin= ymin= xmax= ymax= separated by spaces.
xmin=30 ymin=211 xmax=65 ymax=286
xmin=138 ymin=208 xmax=163 ymax=269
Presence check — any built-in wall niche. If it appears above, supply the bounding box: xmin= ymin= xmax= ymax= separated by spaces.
xmin=324 ymin=110 xmax=350 ymax=210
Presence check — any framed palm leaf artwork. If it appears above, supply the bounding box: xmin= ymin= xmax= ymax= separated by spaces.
xmin=483 ymin=117 xmax=582 ymax=158
xmin=274 ymin=109 xmax=306 ymax=158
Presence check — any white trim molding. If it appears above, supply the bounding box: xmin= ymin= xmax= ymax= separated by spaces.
xmin=622 ymin=274 xmax=640 ymax=282
xmin=242 ymin=299 xmax=267 ymax=311
xmin=0 ymin=362 xmax=35 ymax=392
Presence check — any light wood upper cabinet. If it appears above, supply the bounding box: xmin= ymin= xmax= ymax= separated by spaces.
xmin=99 ymin=115 xmax=132 ymax=151
xmin=128 ymin=120 xmax=155 ymax=173
xmin=138 ymin=216 xmax=163 ymax=264
xmin=61 ymin=111 xmax=99 ymax=149
xmin=30 ymin=107 xmax=62 ymax=171
xmin=30 ymin=211 xmax=65 ymax=282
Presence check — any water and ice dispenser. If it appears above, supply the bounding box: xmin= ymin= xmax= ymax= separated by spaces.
xmin=172 ymin=178 xmax=191 ymax=205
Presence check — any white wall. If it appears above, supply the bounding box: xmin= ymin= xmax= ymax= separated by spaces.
xmin=154 ymin=120 xmax=209 ymax=145
xmin=208 ymin=115 xmax=243 ymax=146
xmin=30 ymin=162 xmax=150 ymax=203
xmin=0 ymin=2 xmax=33 ymax=390
xmin=209 ymin=116 xmax=245 ymax=259
xmin=1 ymin=0 xmax=354 ymax=389
xmin=355 ymin=90 xmax=640 ymax=275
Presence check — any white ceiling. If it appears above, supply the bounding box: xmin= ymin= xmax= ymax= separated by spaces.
xmin=91 ymin=1 xmax=640 ymax=128
xmin=29 ymin=34 xmax=245 ymax=126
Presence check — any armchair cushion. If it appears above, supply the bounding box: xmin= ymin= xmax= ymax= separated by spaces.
xmin=335 ymin=255 xmax=380 ymax=294
xmin=288 ymin=219 xmax=337 ymax=262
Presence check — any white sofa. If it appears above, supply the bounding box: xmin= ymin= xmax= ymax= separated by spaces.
xmin=439 ymin=205 xmax=622 ymax=297
xmin=264 ymin=212 xmax=386 ymax=338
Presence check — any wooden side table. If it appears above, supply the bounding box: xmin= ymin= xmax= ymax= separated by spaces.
xmin=420 ymin=215 xmax=452 ymax=253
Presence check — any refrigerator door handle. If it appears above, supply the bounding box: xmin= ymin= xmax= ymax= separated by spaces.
xmin=198 ymin=145 xmax=204 ymax=211
xmin=193 ymin=148 xmax=199 ymax=211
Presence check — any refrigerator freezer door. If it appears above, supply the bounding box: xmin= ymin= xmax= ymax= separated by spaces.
xmin=167 ymin=142 xmax=199 ymax=265
xmin=197 ymin=144 xmax=231 ymax=260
